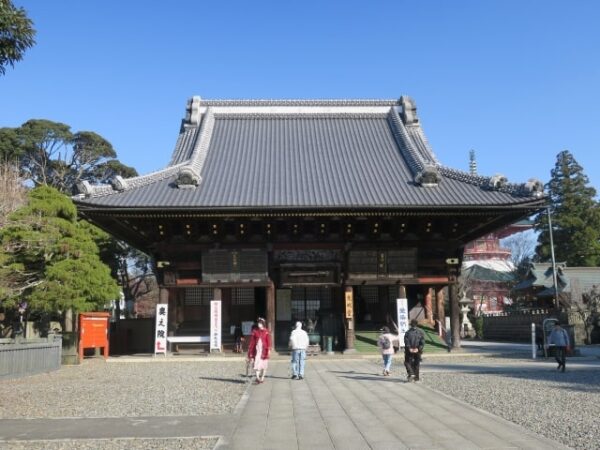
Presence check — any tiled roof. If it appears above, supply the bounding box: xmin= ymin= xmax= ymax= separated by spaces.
xmin=462 ymin=264 xmax=516 ymax=283
xmin=512 ymin=263 xmax=600 ymax=295
xmin=73 ymin=96 xmax=545 ymax=210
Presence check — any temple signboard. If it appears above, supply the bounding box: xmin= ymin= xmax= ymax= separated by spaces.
xmin=202 ymin=249 xmax=268 ymax=283
xmin=348 ymin=249 xmax=417 ymax=281
xmin=279 ymin=264 xmax=340 ymax=286
xmin=345 ymin=290 xmax=354 ymax=319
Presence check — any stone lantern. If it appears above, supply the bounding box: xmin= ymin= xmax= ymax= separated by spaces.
xmin=459 ymin=293 xmax=475 ymax=338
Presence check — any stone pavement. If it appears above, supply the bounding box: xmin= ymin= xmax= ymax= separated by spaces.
xmin=0 ymin=355 xmax=573 ymax=449
xmin=222 ymin=359 xmax=567 ymax=449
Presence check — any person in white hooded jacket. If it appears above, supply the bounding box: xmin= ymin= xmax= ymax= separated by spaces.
xmin=289 ymin=321 xmax=309 ymax=380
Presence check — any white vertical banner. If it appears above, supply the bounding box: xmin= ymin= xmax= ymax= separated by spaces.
xmin=396 ymin=298 xmax=409 ymax=345
xmin=531 ymin=323 xmax=536 ymax=360
xmin=154 ymin=303 xmax=168 ymax=355
xmin=210 ymin=300 xmax=222 ymax=352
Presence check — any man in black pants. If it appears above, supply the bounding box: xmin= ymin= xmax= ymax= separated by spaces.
xmin=548 ymin=322 xmax=570 ymax=372
xmin=404 ymin=319 xmax=425 ymax=382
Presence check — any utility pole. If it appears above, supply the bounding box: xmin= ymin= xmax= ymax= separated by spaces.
xmin=547 ymin=206 xmax=559 ymax=310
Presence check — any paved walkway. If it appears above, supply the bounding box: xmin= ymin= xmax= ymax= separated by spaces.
xmin=223 ymin=359 xmax=566 ymax=449
xmin=0 ymin=351 xmax=577 ymax=449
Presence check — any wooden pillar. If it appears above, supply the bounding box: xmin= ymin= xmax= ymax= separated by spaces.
xmin=435 ymin=286 xmax=445 ymax=331
xmin=161 ymin=287 xmax=175 ymax=330
xmin=220 ymin=288 xmax=230 ymax=326
xmin=266 ymin=281 xmax=275 ymax=350
xmin=344 ymin=286 xmax=356 ymax=353
xmin=398 ymin=284 xmax=407 ymax=299
xmin=449 ymin=282 xmax=461 ymax=349
xmin=379 ymin=286 xmax=390 ymax=324
xmin=424 ymin=287 xmax=433 ymax=323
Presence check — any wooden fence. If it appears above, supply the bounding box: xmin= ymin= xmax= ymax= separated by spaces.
xmin=0 ymin=335 xmax=62 ymax=379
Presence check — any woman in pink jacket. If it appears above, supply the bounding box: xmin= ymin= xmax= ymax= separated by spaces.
xmin=247 ymin=318 xmax=271 ymax=384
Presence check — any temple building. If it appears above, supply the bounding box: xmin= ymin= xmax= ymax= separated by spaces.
xmin=513 ymin=263 xmax=600 ymax=309
xmin=73 ymin=96 xmax=545 ymax=350
xmin=462 ymin=220 xmax=533 ymax=314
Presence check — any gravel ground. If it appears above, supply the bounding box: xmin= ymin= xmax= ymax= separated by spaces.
xmin=419 ymin=356 xmax=600 ymax=450
xmin=1 ymin=437 xmax=217 ymax=450
xmin=0 ymin=359 xmax=249 ymax=419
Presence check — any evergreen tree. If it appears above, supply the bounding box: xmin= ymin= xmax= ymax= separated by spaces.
xmin=534 ymin=150 xmax=600 ymax=266
xmin=0 ymin=0 xmax=36 ymax=75
xmin=0 ymin=186 xmax=120 ymax=323
xmin=0 ymin=120 xmax=137 ymax=194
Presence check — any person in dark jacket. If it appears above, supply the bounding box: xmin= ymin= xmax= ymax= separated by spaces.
xmin=548 ymin=322 xmax=570 ymax=372
xmin=233 ymin=322 xmax=244 ymax=353
xmin=404 ymin=319 xmax=425 ymax=382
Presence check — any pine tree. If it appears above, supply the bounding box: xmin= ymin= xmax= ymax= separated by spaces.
xmin=0 ymin=186 xmax=120 ymax=321
xmin=534 ymin=150 xmax=600 ymax=266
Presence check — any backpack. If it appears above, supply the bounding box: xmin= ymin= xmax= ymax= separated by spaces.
xmin=381 ymin=335 xmax=391 ymax=350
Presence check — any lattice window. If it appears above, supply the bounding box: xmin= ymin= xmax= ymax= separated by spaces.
xmin=358 ymin=286 xmax=379 ymax=304
xmin=306 ymin=287 xmax=332 ymax=309
xmin=232 ymin=288 xmax=255 ymax=305
xmin=388 ymin=285 xmax=399 ymax=301
xmin=290 ymin=287 xmax=333 ymax=320
xmin=184 ymin=288 xmax=213 ymax=306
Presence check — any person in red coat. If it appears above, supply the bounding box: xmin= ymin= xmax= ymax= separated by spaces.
xmin=247 ymin=318 xmax=271 ymax=383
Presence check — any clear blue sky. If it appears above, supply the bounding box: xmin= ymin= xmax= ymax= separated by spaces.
xmin=2 ymin=0 xmax=599 ymax=191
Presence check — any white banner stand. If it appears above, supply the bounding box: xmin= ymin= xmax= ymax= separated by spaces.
xmin=396 ymin=298 xmax=409 ymax=346
xmin=210 ymin=300 xmax=222 ymax=352
xmin=154 ymin=303 xmax=168 ymax=356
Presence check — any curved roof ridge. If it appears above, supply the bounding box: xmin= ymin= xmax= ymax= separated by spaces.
xmin=212 ymin=112 xmax=390 ymax=119
xmin=188 ymin=108 xmax=216 ymax=176
xmin=77 ymin=163 xmax=186 ymax=198
xmin=125 ymin=164 xmax=184 ymax=189
xmin=387 ymin=108 xmax=425 ymax=176
xmin=405 ymin=124 xmax=440 ymax=166
xmin=200 ymin=99 xmax=400 ymax=107
xmin=168 ymin=126 xmax=200 ymax=166
xmin=438 ymin=165 xmax=490 ymax=186
xmin=438 ymin=166 xmax=544 ymax=198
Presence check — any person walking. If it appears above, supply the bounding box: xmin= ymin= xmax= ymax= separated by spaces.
xmin=289 ymin=321 xmax=309 ymax=380
xmin=548 ymin=322 xmax=570 ymax=372
xmin=378 ymin=326 xmax=398 ymax=376
xmin=233 ymin=322 xmax=244 ymax=353
xmin=404 ymin=319 xmax=425 ymax=382
xmin=247 ymin=318 xmax=271 ymax=384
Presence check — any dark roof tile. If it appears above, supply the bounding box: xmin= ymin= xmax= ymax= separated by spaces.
xmin=74 ymin=98 xmax=545 ymax=210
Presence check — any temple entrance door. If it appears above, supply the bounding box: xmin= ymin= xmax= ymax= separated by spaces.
xmin=406 ymin=285 xmax=426 ymax=321
xmin=254 ymin=287 xmax=266 ymax=320
xmin=225 ymin=287 xmax=266 ymax=352
xmin=274 ymin=286 xmax=343 ymax=350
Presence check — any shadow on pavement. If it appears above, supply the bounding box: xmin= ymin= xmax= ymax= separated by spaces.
xmin=196 ymin=376 xmax=247 ymax=384
xmin=337 ymin=374 xmax=410 ymax=383
xmin=423 ymin=361 xmax=600 ymax=393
